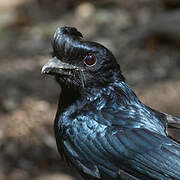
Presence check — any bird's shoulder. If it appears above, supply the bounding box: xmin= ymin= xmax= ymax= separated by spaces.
xmin=59 ymin=81 xmax=169 ymax=136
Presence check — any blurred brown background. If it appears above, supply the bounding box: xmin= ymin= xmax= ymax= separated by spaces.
xmin=0 ymin=0 xmax=180 ymax=179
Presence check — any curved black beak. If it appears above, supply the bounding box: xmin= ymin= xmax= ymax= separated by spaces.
xmin=41 ymin=57 xmax=78 ymax=75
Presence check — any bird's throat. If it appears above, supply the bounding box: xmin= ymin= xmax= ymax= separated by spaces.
xmin=58 ymin=86 xmax=80 ymax=112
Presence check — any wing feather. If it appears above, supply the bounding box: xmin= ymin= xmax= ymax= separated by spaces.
xmin=68 ymin=127 xmax=180 ymax=179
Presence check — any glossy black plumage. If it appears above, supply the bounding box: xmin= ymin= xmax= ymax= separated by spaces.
xmin=42 ymin=27 xmax=180 ymax=180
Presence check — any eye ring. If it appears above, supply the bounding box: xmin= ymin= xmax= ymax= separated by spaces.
xmin=84 ymin=54 xmax=96 ymax=66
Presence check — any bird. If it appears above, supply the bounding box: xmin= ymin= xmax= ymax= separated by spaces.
xmin=41 ymin=27 xmax=180 ymax=180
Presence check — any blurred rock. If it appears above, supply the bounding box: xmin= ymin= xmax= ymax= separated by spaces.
xmin=135 ymin=10 xmax=180 ymax=46
xmin=0 ymin=11 xmax=16 ymax=27
xmin=42 ymin=135 xmax=57 ymax=151
xmin=34 ymin=174 xmax=74 ymax=180
xmin=0 ymin=0 xmax=25 ymax=10
xmin=0 ymin=173 xmax=6 ymax=180
xmin=8 ymin=169 xmax=29 ymax=180
xmin=96 ymin=9 xmax=132 ymax=31
xmin=75 ymin=2 xmax=95 ymax=19
xmin=136 ymin=80 xmax=180 ymax=116
xmin=163 ymin=0 xmax=180 ymax=9
xmin=1 ymin=88 xmax=20 ymax=111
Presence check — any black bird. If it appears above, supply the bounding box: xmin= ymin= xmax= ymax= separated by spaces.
xmin=41 ymin=27 xmax=180 ymax=180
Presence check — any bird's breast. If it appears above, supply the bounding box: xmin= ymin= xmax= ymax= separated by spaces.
xmin=55 ymin=112 xmax=109 ymax=168
xmin=60 ymin=113 xmax=108 ymax=142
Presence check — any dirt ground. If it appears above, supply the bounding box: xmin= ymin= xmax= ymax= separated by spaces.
xmin=0 ymin=0 xmax=180 ymax=180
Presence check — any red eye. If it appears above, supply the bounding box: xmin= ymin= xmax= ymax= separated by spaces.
xmin=84 ymin=54 xmax=96 ymax=66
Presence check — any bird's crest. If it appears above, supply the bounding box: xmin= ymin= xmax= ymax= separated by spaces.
xmin=53 ymin=27 xmax=84 ymax=60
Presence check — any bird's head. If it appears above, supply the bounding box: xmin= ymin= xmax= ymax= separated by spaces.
xmin=41 ymin=27 xmax=124 ymax=90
